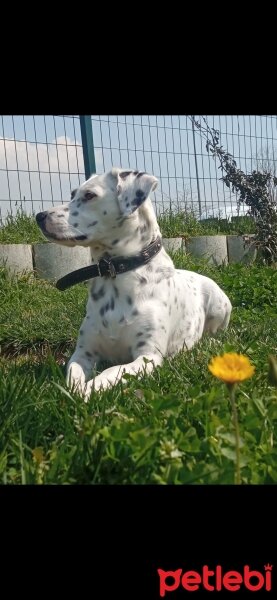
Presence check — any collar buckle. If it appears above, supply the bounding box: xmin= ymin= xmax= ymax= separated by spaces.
xmin=97 ymin=256 xmax=117 ymax=278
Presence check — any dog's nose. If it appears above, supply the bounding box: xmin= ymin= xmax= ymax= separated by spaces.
xmin=36 ymin=211 xmax=48 ymax=224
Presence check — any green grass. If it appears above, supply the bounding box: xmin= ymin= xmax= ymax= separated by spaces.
xmin=1 ymin=253 xmax=277 ymax=485
xmin=158 ymin=210 xmax=256 ymax=238
xmin=0 ymin=209 xmax=255 ymax=244
xmin=0 ymin=210 xmax=46 ymax=244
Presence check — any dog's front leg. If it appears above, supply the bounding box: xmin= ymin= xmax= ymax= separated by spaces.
xmin=66 ymin=349 xmax=97 ymax=394
xmin=83 ymin=352 xmax=163 ymax=399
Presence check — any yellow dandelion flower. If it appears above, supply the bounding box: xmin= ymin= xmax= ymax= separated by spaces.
xmin=32 ymin=447 xmax=44 ymax=464
xmin=208 ymin=352 xmax=255 ymax=384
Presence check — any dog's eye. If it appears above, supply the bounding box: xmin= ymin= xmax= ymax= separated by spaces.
xmin=84 ymin=191 xmax=98 ymax=201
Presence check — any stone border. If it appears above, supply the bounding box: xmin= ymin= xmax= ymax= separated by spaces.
xmin=0 ymin=235 xmax=257 ymax=279
xmin=226 ymin=234 xmax=257 ymax=264
xmin=33 ymin=244 xmax=92 ymax=281
xmin=0 ymin=244 xmax=33 ymax=275
xmin=186 ymin=236 xmax=228 ymax=266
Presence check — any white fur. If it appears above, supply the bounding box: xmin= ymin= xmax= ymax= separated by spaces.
xmin=36 ymin=168 xmax=232 ymax=399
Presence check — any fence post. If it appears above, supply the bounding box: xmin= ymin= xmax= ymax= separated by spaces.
xmin=192 ymin=116 xmax=202 ymax=218
xmin=79 ymin=115 xmax=96 ymax=179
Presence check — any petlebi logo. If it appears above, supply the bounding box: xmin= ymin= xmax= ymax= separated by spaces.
xmin=157 ymin=564 xmax=273 ymax=595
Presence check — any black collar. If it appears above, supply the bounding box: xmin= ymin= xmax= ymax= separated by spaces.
xmin=56 ymin=236 xmax=162 ymax=290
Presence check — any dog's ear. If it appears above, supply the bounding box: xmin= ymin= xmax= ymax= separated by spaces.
xmin=112 ymin=169 xmax=158 ymax=216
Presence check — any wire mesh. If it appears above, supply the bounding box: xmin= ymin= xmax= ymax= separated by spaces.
xmin=1 ymin=115 xmax=277 ymax=224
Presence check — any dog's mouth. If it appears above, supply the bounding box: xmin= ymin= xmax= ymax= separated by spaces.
xmin=40 ymin=229 xmax=87 ymax=246
xmin=36 ymin=212 xmax=87 ymax=245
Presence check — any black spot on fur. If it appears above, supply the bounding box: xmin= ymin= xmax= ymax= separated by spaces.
xmin=112 ymin=239 xmax=119 ymax=245
xmin=80 ymin=330 xmax=84 ymax=335
xmin=110 ymin=297 xmax=115 ymax=310
xmin=113 ymin=285 xmax=119 ymax=298
xmin=133 ymin=170 xmax=139 ymax=175
xmin=126 ymin=296 xmax=132 ymax=305
xmin=75 ymin=235 xmax=87 ymax=240
xmin=126 ymin=202 xmax=130 ymax=208
xmin=102 ymin=319 xmax=108 ymax=328
xmin=71 ymin=189 xmax=77 ymax=199
xmin=119 ymin=316 xmax=125 ymax=323
xmin=64 ymin=207 xmax=69 ymax=212
xmin=100 ymin=306 xmax=105 ymax=316
xmin=119 ymin=171 xmax=132 ymax=179
xmin=103 ymin=210 xmax=107 ymax=215
xmin=132 ymin=191 xmax=146 ymax=207
xmin=85 ymin=351 xmax=92 ymax=357
xmin=73 ymin=223 xmax=79 ymax=227
xmin=72 ymin=211 xmax=79 ymax=216
xmin=132 ymin=309 xmax=139 ymax=316
xmin=137 ymin=332 xmax=144 ymax=337
xmin=91 ymin=285 xmax=105 ymax=301
xmin=137 ymin=340 xmax=146 ymax=348
xmin=57 ymin=214 xmax=64 ymax=218
xmin=88 ymin=221 xmax=98 ymax=227
xmin=105 ymin=302 xmax=110 ymax=312
xmin=137 ymin=172 xmax=146 ymax=178
xmin=140 ymin=277 xmax=147 ymax=285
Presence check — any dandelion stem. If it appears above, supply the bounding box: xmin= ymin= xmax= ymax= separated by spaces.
xmin=228 ymin=383 xmax=241 ymax=485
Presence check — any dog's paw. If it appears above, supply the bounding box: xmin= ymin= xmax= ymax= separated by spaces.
xmin=84 ymin=375 xmax=112 ymax=396
xmin=66 ymin=363 xmax=86 ymax=390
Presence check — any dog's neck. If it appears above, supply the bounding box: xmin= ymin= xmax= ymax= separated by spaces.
xmin=89 ymin=202 xmax=161 ymax=262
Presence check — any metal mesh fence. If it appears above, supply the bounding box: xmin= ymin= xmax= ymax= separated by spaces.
xmin=1 ymin=115 xmax=277 ymax=223
xmin=0 ymin=115 xmax=85 ymax=222
xmin=91 ymin=115 xmax=277 ymax=218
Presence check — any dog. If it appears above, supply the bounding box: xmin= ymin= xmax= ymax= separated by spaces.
xmin=36 ymin=167 xmax=232 ymax=399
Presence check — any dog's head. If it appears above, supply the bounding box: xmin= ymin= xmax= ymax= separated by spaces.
xmin=36 ymin=168 xmax=159 ymax=253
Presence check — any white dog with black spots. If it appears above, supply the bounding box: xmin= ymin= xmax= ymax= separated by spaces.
xmin=36 ymin=168 xmax=232 ymax=399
